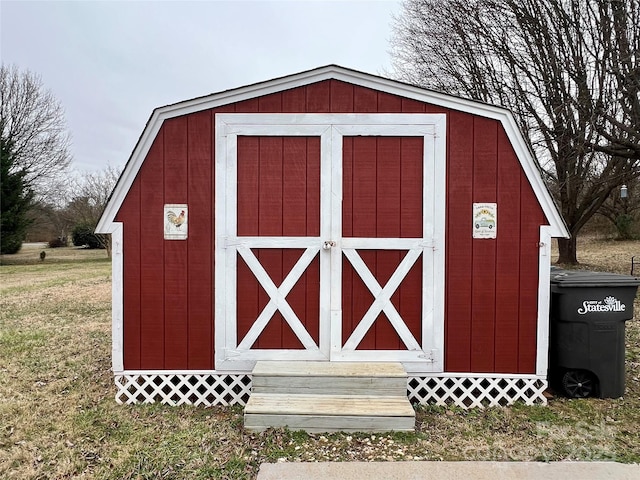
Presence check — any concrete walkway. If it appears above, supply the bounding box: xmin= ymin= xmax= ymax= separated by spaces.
xmin=257 ymin=461 xmax=639 ymax=479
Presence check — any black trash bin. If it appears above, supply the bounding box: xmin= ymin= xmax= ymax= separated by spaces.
xmin=549 ymin=269 xmax=640 ymax=399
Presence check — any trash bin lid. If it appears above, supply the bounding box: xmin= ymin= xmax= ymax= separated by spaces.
xmin=551 ymin=268 xmax=640 ymax=288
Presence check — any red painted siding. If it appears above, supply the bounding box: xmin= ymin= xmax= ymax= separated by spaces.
xmin=445 ymin=111 xmax=474 ymax=372
xmin=235 ymin=136 xmax=321 ymax=349
xmin=341 ymin=136 xmax=423 ymax=349
xmin=115 ymin=109 xmax=219 ymax=370
xmin=519 ymin=177 xmax=546 ymax=371
xmin=138 ymin=132 xmax=165 ymax=369
xmin=494 ymin=127 xmax=522 ymax=372
xmin=118 ymin=179 xmax=141 ymax=369
xmin=163 ymin=117 xmax=189 ymax=369
xmin=116 ymin=79 xmax=548 ymax=374
xmin=187 ymin=111 xmax=213 ymax=369
xmin=470 ymin=117 xmax=498 ymax=373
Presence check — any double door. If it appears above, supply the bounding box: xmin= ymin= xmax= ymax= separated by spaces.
xmin=214 ymin=114 xmax=445 ymax=372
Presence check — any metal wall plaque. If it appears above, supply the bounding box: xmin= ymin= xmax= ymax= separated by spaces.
xmin=473 ymin=203 xmax=497 ymax=239
xmin=164 ymin=204 xmax=188 ymax=240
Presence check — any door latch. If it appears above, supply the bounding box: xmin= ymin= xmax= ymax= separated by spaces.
xmin=322 ymin=240 xmax=336 ymax=250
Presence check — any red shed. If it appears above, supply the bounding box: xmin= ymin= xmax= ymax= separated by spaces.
xmin=97 ymin=65 xmax=569 ymax=408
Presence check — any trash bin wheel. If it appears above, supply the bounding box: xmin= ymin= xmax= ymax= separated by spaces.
xmin=562 ymin=369 xmax=596 ymax=398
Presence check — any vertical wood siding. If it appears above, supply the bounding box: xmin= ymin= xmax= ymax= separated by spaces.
xmin=116 ymin=111 xmax=217 ymax=370
xmin=444 ymin=111 xmax=474 ymax=372
xmin=341 ymin=137 xmax=424 ymax=350
xmin=470 ymin=117 xmax=498 ymax=373
xmin=118 ymin=180 xmax=141 ymax=369
xmin=235 ymin=136 xmax=321 ymax=349
xmin=115 ymin=79 xmax=548 ymax=374
xmin=138 ymin=132 xmax=165 ymax=369
xmin=163 ymin=118 xmax=189 ymax=369
xmin=187 ymin=111 xmax=213 ymax=369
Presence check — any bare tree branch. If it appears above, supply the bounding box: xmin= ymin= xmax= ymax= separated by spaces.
xmin=0 ymin=64 xmax=71 ymax=196
xmin=390 ymin=0 xmax=640 ymax=263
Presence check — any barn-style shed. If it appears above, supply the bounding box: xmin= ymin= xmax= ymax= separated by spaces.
xmin=97 ymin=65 xmax=569 ymax=408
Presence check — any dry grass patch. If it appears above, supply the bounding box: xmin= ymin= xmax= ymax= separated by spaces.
xmin=0 ymin=240 xmax=639 ymax=479
xmin=553 ymin=235 xmax=639 ymax=274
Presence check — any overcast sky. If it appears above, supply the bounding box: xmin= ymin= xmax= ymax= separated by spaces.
xmin=1 ymin=0 xmax=402 ymax=173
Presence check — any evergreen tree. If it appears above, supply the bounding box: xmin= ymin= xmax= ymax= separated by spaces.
xmin=1 ymin=137 xmax=34 ymax=254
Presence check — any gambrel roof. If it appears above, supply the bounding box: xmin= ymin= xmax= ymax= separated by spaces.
xmin=96 ymin=65 xmax=569 ymax=238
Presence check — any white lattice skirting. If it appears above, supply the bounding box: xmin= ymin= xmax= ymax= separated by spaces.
xmin=114 ymin=374 xmax=252 ymax=406
xmin=114 ymin=373 xmax=547 ymax=408
xmin=407 ymin=376 xmax=548 ymax=408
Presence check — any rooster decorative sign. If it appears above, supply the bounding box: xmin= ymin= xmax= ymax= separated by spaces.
xmin=164 ymin=204 xmax=188 ymax=240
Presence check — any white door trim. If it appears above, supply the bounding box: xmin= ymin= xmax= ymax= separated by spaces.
xmin=215 ymin=113 xmax=446 ymax=372
xmin=536 ymin=226 xmax=553 ymax=376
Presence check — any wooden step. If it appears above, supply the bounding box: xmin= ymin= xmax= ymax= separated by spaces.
xmin=244 ymin=393 xmax=415 ymax=433
xmin=251 ymin=361 xmax=408 ymax=396
xmin=245 ymin=362 xmax=415 ymax=433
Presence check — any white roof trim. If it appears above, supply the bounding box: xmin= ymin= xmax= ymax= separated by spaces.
xmin=96 ymin=65 xmax=569 ymax=238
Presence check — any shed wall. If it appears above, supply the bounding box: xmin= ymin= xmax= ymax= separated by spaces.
xmin=115 ymin=79 xmax=548 ymax=374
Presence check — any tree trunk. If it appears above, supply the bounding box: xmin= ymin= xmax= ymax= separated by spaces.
xmin=98 ymin=233 xmax=112 ymax=259
xmin=557 ymin=236 xmax=578 ymax=264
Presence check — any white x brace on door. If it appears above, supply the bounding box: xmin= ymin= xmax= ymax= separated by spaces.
xmin=215 ymin=114 xmax=446 ymax=372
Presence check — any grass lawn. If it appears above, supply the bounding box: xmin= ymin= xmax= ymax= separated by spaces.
xmin=1 ymin=239 xmax=639 ymax=479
